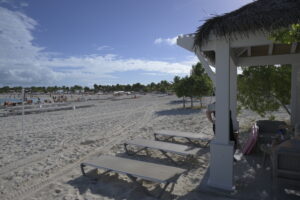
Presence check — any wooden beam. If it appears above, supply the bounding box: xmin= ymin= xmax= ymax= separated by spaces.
xmin=230 ymin=32 xmax=272 ymax=48
xmin=200 ymin=33 xmax=271 ymax=50
xmin=291 ymin=42 xmax=298 ymax=54
xmin=177 ymin=33 xmax=216 ymax=52
xmin=176 ymin=34 xmax=195 ymax=52
xmin=236 ymin=48 xmax=247 ymax=57
xmin=179 ymin=31 xmax=272 ymax=52
xmin=195 ymin=48 xmax=216 ymax=85
xmin=200 ymin=40 xmax=216 ymax=51
xmin=268 ymin=44 xmax=274 ymax=55
xmin=237 ymin=53 xmax=300 ymax=66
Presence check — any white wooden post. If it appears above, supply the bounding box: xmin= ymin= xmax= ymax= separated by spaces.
xmin=230 ymin=59 xmax=238 ymax=131
xmin=208 ymin=40 xmax=234 ymax=190
xmin=291 ymin=64 xmax=300 ymax=126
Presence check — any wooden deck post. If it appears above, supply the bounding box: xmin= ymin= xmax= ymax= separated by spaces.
xmin=291 ymin=64 xmax=300 ymax=126
xmin=230 ymin=58 xmax=238 ymax=130
xmin=208 ymin=39 xmax=234 ymax=191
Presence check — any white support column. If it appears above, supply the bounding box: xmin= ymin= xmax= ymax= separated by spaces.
xmin=208 ymin=40 xmax=234 ymax=191
xmin=291 ymin=64 xmax=300 ymax=126
xmin=230 ymin=58 xmax=238 ymax=131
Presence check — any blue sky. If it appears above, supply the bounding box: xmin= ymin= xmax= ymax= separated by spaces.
xmin=0 ymin=0 xmax=252 ymax=87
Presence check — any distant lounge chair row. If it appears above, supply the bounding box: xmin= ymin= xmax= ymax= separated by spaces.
xmin=81 ymin=130 xmax=212 ymax=198
xmin=3 ymin=104 xmax=94 ymax=116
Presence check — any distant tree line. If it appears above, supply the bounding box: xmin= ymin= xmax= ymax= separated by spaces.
xmin=0 ymin=81 xmax=173 ymax=94
xmin=93 ymin=81 xmax=172 ymax=93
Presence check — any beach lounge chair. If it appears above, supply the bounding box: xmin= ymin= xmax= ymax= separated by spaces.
xmin=154 ymin=130 xmax=212 ymax=146
xmin=124 ymin=138 xmax=201 ymax=164
xmin=81 ymin=155 xmax=186 ymax=198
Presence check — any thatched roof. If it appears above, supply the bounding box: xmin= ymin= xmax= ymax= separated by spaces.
xmin=194 ymin=0 xmax=300 ymax=48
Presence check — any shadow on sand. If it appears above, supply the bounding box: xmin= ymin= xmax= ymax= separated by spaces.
xmin=168 ymin=100 xmax=185 ymax=105
xmin=177 ymin=148 xmax=300 ymax=200
xmin=67 ymin=148 xmax=210 ymax=200
xmin=67 ymin=155 xmax=186 ymax=199
xmin=68 ymin=169 xmax=160 ymax=200
xmin=155 ymin=108 xmax=201 ymax=116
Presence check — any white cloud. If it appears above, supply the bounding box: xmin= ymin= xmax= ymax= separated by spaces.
xmin=141 ymin=72 xmax=166 ymax=76
xmin=154 ymin=36 xmax=178 ymax=46
xmin=96 ymin=45 xmax=113 ymax=51
xmin=0 ymin=7 xmax=58 ymax=86
xmin=0 ymin=7 xmax=195 ymax=86
xmin=0 ymin=0 xmax=29 ymax=8
xmin=42 ymin=54 xmax=195 ymax=85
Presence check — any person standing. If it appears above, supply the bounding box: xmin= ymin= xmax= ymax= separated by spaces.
xmin=206 ymin=102 xmax=216 ymax=134
xmin=206 ymin=102 xmax=237 ymax=148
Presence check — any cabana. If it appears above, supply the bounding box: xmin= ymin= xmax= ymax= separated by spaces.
xmin=177 ymin=0 xmax=300 ymax=191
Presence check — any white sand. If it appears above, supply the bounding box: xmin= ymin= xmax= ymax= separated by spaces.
xmin=0 ymin=94 xmax=289 ymax=200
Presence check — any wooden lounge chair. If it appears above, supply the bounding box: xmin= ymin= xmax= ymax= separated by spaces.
xmin=81 ymin=155 xmax=186 ymax=198
xmin=124 ymin=138 xmax=201 ymax=164
xmin=154 ymin=130 xmax=212 ymax=146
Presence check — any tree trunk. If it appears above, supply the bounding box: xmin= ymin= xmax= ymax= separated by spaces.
xmin=281 ymin=103 xmax=291 ymax=116
xmin=272 ymin=94 xmax=291 ymax=116
xmin=190 ymin=97 xmax=193 ymax=108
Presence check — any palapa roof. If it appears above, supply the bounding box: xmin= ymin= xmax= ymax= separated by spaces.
xmin=194 ymin=0 xmax=300 ymax=48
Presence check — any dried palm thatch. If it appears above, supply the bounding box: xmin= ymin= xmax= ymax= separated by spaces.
xmin=194 ymin=0 xmax=300 ymax=48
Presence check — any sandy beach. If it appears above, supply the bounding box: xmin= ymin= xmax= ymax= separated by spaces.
xmin=0 ymin=94 xmax=289 ymax=200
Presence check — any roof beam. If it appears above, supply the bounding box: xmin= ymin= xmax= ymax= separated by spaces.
xmin=237 ymin=53 xmax=300 ymax=66
xmin=176 ymin=34 xmax=195 ymax=52
xmin=236 ymin=48 xmax=247 ymax=57
xmin=291 ymin=42 xmax=298 ymax=54
xmin=195 ymin=48 xmax=216 ymax=86
xmin=179 ymin=32 xmax=272 ymax=51
xmin=230 ymin=32 xmax=272 ymax=48
xmin=199 ymin=40 xmax=215 ymax=51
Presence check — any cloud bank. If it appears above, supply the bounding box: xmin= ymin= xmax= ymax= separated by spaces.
xmin=96 ymin=45 xmax=114 ymax=51
xmin=154 ymin=36 xmax=178 ymax=46
xmin=0 ymin=7 xmax=194 ymax=86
